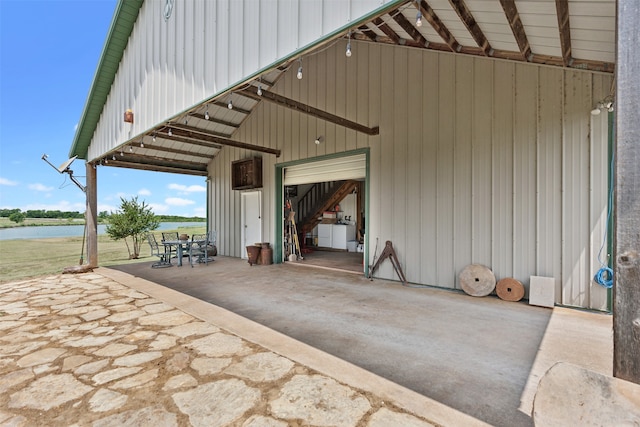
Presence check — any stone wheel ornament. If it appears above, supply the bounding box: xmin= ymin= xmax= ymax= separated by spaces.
xmin=459 ymin=264 xmax=496 ymax=297
xmin=496 ymin=277 xmax=525 ymax=301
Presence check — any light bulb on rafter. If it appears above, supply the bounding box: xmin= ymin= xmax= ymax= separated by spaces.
xmin=297 ymin=58 xmax=303 ymax=80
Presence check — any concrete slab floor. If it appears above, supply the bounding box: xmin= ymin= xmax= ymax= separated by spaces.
xmin=111 ymin=256 xmax=613 ymax=427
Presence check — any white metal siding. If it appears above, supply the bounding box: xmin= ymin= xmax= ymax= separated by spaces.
xmin=86 ymin=0 xmax=396 ymax=160
xmin=214 ymin=42 xmax=611 ymax=310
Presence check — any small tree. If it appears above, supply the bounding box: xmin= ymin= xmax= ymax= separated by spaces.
xmin=106 ymin=196 xmax=159 ymax=259
xmin=9 ymin=211 xmax=25 ymax=223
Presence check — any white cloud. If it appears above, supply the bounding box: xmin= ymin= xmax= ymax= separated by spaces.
xmin=168 ymin=183 xmax=206 ymax=193
xmin=148 ymin=203 xmax=170 ymax=214
xmin=0 ymin=177 xmax=18 ymax=186
xmin=97 ymin=203 xmax=118 ymax=213
xmin=28 ymin=183 xmax=54 ymax=192
xmin=138 ymin=188 xmax=151 ymax=196
xmin=165 ymin=197 xmax=195 ymax=206
xmin=193 ymin=206 xmax=206 ymax=217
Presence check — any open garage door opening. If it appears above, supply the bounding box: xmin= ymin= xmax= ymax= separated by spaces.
xmin=281 ymin=153 xmax=368 ymax=274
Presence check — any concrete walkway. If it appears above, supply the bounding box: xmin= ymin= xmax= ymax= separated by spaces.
xmin=0 ymin=270 xmax=484 ymax=426
xmin=112 ymin=257 xmax=613 ymax=427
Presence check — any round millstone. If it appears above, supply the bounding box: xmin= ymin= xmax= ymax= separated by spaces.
xmin=496 ymin=277 xmax=525 ymax=302
xmin=459 ymin=264 xmax=496 ymax=297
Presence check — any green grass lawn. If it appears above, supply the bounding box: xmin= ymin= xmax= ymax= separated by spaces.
xmin=0 ymin=226 xmax=206 ymax=283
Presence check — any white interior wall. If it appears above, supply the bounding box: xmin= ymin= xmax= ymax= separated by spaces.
xmin=214 ymin=42 xmax=611 ymax=310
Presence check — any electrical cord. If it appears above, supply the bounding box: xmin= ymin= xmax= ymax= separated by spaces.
xmin=594 ymin=266 xmax=613 ymax=288
xmin=594 ymin=133 xmax=615 ymax=288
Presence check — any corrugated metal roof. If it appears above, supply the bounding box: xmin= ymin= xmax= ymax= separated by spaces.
xmin=72 ymin=0 xmax=617 ymax=172
xmin=69 ymin=0 xmax=144 ymax=159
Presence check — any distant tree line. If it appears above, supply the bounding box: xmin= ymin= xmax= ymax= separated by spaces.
xmin=1 ymin=208 xmax=204 ymax=224
xmin=1 ymin=209 xmax=84 ymax=223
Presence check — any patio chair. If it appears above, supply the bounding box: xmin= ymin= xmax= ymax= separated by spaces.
xmin=147 ymin=234 xmax=172 ymax=268
xmin=161 ymin=232 xmax=180 ymax=259
xmin=188 ymin=233 xmax=211 ymax=267
xmin=162 ymin=232 xmax=179 ymax=241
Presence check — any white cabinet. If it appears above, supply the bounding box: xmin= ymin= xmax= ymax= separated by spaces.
xmin=317 ymin=224 xmax=333 ymax=248
xmin=330 ymin=224 xmax=356 ymax=250
xmin=317 ymin=224 xmax=356 ymax=249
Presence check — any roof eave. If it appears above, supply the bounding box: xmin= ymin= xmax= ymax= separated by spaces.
xmin=69 ymin=0 xmax=144 ymax=160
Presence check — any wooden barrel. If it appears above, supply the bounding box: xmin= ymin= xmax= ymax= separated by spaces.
xmin=260 ymin=243 xmax=273 ymax=265
xmin=246 ymin=245 xmax=261 ymax=266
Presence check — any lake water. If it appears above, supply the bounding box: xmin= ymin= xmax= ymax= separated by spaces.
xmin=0 ymin=222 xmax=206 ymax=241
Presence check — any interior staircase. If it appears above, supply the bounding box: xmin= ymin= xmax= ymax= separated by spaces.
xmin=296 ymin=180 xmax=359 ymax=235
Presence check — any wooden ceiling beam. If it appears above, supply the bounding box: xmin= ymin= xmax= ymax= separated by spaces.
xmin=499 ymin=0 xmax=532 ymax=61
xmin=449 ymin=0 xmax=493 ymax=56
xmin=358 ymin=25 xmax=378 ymax=42
xmin=372 ymin=17 xmax=402 ymax=45
xmin=188 ymin=112 xmax=239 ymax=129
xmin=167 ymin=123 xmax=282 ymax=156
xmin=212 ymin=101 xmax=252 ymax=116
xmin=417 ymin=0 xmax=461 ymax=52
xmin=101 ymin=159 xmax=208 ymax=176
xmin=155 ymin=133 xmax=224 ymax=150
xmin=132 ymin=142 xmax=217 ymax=159
xmin=239 ymin=87 xmax=379 ymax=136
xmin=390 ymin=8 xmax=429 ymax=48
xmin=555 ymin=0 xmax=573 ymax=66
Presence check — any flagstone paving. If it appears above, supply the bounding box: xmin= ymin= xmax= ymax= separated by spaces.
xmin=0 ymin=273 xmax=438 ymax=426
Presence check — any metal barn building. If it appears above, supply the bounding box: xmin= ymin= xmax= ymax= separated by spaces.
xmin=70 ymin=0 xmax=620 ymax=311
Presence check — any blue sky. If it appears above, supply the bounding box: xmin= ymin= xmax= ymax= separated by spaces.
xmin=0 ymin=0 xmax=206 ymax=217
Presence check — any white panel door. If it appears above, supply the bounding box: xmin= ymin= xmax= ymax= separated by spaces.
xmin=241 ymin=191 xmax=262 ymax=259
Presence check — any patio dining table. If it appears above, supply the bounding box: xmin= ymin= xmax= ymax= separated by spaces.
xmin=162 ymin=238 xmax=205 ymax=267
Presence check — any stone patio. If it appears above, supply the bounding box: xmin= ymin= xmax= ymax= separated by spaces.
xmin=0 ymin=270 xmax=482 ymax=426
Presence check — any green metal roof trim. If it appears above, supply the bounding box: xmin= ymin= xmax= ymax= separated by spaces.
xmin=69 ymin=0 xmax=144 ymax=159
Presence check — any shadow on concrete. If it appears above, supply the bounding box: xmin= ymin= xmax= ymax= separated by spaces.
xmin=111 ymin=256 xmax=553 ymax=427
